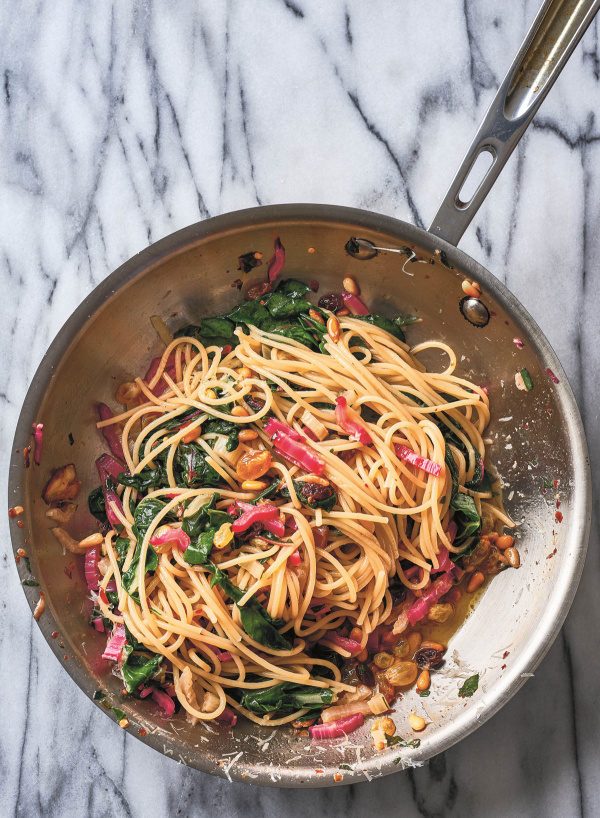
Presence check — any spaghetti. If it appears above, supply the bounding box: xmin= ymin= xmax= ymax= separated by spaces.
xmin=82 ymin=303 xmax=514 ymax=731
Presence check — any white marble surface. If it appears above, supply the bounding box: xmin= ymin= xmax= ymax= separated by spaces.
xmin=2 ymin=1 xmax=600 ymax=815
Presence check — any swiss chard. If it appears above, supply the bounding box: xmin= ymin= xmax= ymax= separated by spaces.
xmin=88 ymin=486 xmax=107 ymax=523
xmin=279 ymin=480 xmax=337 ymax=511
xmin=173 ymin=442 xmax=222 ymax=489
xmin=117 ymin=467 xmax=164 ymax=492
xmin=237 ymin=681 xmax=334 ymax=714
xmin=445 ymin=449 xmax=482 ymax=549
xmin=121 ymin=649 xmax=163 ymax=694
xmin=203 ymin=419 xmax=240 ymax=452
xmin=353 ymin=313 xmax=406 ymax=343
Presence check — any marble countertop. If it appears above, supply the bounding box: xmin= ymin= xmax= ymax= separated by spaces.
xmin=2 ymin=1 xmax=599 ymax=815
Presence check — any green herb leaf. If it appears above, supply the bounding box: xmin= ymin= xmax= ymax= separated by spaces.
xmin=93 ymin=690 xmax=106 ymax=701
xmin=419 ymin=690 xmax=430 ymax=697
xmin=458 ymin=673 xmax=480 ymax=698
xmin=22 ymin=579 xmax=39 ymax=587
xmin=542 ymin=476 xmax=553 ymax=490
xmin=112 ymin=707 xmax=127 ymax=722
xmin=339 ymin=764 xmax=354 ymax=771
xmin=353 ymin=313 xmax=405 ymax=343
xmin=520 ymin=368 xmax=534 ymax=391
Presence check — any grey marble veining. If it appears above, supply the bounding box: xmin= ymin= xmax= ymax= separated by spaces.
xmin=1 ymin=1 xmax=599 ymax=815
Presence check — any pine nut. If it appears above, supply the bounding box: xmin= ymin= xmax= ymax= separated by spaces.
xmin=327 ymin=315 xmax=340 ymax=342
xmin=467 ymin=571 xmax=485 ymax=593
xmin=308 ymin=309 xmax=325 ymax=325
xmin=241 ymin=480 xmax=269 ymax=491
xmin=213 ymin=523 xmax=233 ymax=550
xmin=118 ymin=718 xmax=129 ymax=729
xmin=349 ymin=626 xmax=363 ymax=642
xmin=487 ymin=531 xmax=499 ymax=543
xmin=337 ymin=308 xmax=350 ymax=316
xmin=115 ymin=381 xmax=141 ymax=405
xmin=78 ymin=532 xmax=104 ymax=548
xmin=409 ymin=713 xmax=426 ymax=732
xmin=420 ymin=641 xmax=445 ymax=652
xmin=12 ymin=505 xmax=24 ymax=516
xmin=417 ymin=669 xmax=430 ymax=691
xmin=462 ymin=280 xmax=482 ymax=298
xmin=343 ymin=276 xmax=360 ymax=296
xmin=496 ymin=534 xmax=514 ymax=550
xmin=238 ymin=429 xmax=258 ymax=442
xmin=357 ymin=648 xmax=368 ymax=662
xmin=504 ymin=547 xmax=520 ymax=568
xmin=204 ymin=389 xmax=217 ymax=400
xmin=236 ymin=367 xmax=253 ymax=380
xmin=181 ymin=426 xmax=201 ymax=443
xmin=231 ymin=406 xmax=250 ymax=417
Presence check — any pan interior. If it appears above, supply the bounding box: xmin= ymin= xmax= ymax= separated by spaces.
xmin=12 ymin=208 xmax=588 ymax=786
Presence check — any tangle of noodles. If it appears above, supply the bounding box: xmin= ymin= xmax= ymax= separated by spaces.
xmin=92 ymin=315 xmax=513 ymax=726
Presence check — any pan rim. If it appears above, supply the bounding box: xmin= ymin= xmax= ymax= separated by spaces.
xmin=8 ymin=203 xmax=592 ymax=786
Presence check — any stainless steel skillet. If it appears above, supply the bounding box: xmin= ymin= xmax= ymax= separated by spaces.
xmin=8 ymin=0 xmax=595 ymax=787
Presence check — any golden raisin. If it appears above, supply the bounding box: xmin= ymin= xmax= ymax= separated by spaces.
xmin=236 ymin=449 xmax=272 ymax=481
xmin=385 ymin=661 xmax=418 ymax=687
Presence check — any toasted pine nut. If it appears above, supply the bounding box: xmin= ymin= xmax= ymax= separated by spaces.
xmin=504 ymin=547 xmax=520 ymax=568
xmin=496 ymin=534 xmax=514 ymax=550
xmin=417 ymin=669 xmax=430 ymax=691
xmin=407 ymin=631 xmax=422 ymax=655
xmin=420 ymin=641 xmax=445 ymax=653
xmin=17 ymin=548 xmax=26 ymax=557
xmin=327 ymin=315 xmax=340 ymax=342
xmin=78 ymin=532 xmax=104 ymax=548
xmin=337 ymin=308 xmax=350 ymax=316
xmin=236 ymin=367 xmax=253 ymax=380
xmin=238 ymin=429 xmax=258 ymax=442
xmin=33 ymin=592 xmax=45 ymax=621
xmin=181 ymin=426 xmax=201 ymax=443
xmin=12 ymin=505 xmax=24 ymax=516
xmin=308 ymin=309 xmax=325 ymax=325
xmin=409 ymin=713 xmax=426 ymax=732
xmin=349 ymin=626 xmax=363 ymax=642
xmin=467 ymin=571 xmax=485 ymax=593
xmin=357 ymin=648 xmax=368 ymax=662
xmin=231 ymin=406 xmax=250 ymax=417
xmin=343 ymin=276 xmax=360 ymax=296
xmin=115 ymin=381 xmax=141 ymax=405
xmin=487 ymin=531 xmax=499 ymax=543
xmin=204 ymin=389 xmax=217 ymax=400
xmin=118 ymin=718 xmax=129 ymax=729
xmin=241 ymin=480 xmax=269 ymax=491
xmin=462 ymin=280 xmax=482 ymax=298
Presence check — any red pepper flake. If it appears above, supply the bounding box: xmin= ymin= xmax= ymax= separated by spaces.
xmin=309 ymin=279 xmax=319 ymax=292
xmin=547 ymin=548 xmax=557 ymax=559
xmin=138 ymin=727 xmax=148 ymax=737
xmin=64 ymin=655 xmax=68 ymax=661
xmin=553 ymin=480 xmax=559 ymax=489
xmin=501 ymin=664 xmax=506 ymax=670
xmin=8 ymin=507 xmax=23 ymax=518
xmin=556 ymin=500 xmax=561 ymax=509
xmin=315 ymin=769 xmax=324 ymax=774
xmin=23 ymin=446 xmax=31 ymax=468
xmin=17 ymin=520 xmax=24 ymax=528
xmin=222 ymin=345 xmax=232 ymax=354
xmin=546 ymin=367 xmax=559 ymax=384
xmin=503 ymin=651 xmax=510 ymax=659
xmin=555 ymin=511 xmax=563 ymax=523
xmin=99 ymin=588 xmax=109 ymax=605
xmin=334 ymin=773 xmax=343 ymax=782
xmin=15 ymin=448 xmax=19 ymax=453
xmin=51 ymin=631 xmax=59 ymax=639
xmin=525 ymin=422 xmax=529 ymax=430
xmin=490 ymin=311 xmax=497 ymax=318
xmin=425 ymin=274 xmax=430 ymax=279
xmin=59 ymin=641 xmax=65 ymax=648
xmin=15 ymin=555 xmax=20 ymax=564
xmin=64 ymin=566 xmax=72 ymax=579
xmin=513 ymin=338 xmax=524 ymax=349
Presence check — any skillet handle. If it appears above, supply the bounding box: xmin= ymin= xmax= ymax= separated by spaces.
xmin=428 ymin=0 xmax=600 ymax=247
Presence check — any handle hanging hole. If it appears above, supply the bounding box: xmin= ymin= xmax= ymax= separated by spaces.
xmin=456 ymin=148 xmax=496 ymax=208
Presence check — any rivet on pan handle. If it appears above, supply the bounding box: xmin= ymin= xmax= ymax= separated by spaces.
xmin=428 ymin=0 xmax=600 ymax=247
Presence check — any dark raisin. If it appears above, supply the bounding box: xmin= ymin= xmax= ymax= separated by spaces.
xmin=337 ymin=450 xmax=354 ymax=464
xmin=356 ymin=662 xmax=376 ymax=687
xmin=238 ymin=251 xmax=263 ymax=274
xmin=245 ymin=281 xmax=271 ymax=301
xmin=301 ymin=484 xmax=333 ymax=503
xmin=312 ymin=525 xmax=329 ymax=550
xmin=318 ymin=293 xmax=344 ymax=313
xmin=309 ymin=279 xmax=320 ymax=292
xmin=388 ymin=579 xmax=407 ymax=606
xmin=414 ymin=647 xmax=444 ymax=670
